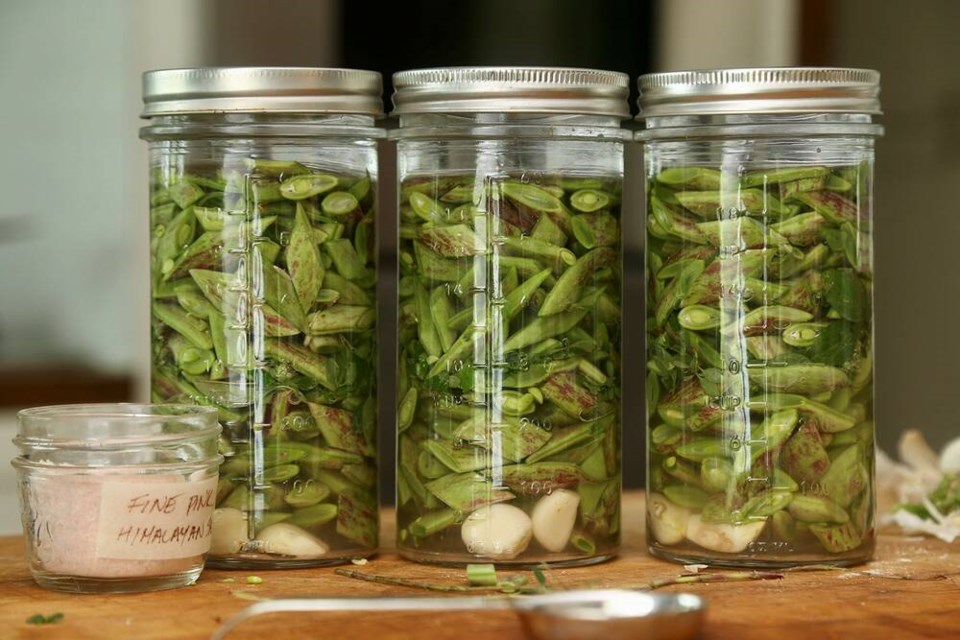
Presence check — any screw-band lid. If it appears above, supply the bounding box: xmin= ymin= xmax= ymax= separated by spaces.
xmin=637 ymin=67 xmax=881 ymax=118
xmin=141 ymin=67 xmax=384 ymax=117
xmin=392 ymin=66 xmax=631 ymax=118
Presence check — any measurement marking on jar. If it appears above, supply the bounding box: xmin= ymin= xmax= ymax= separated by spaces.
xmin=744 ymin=360 xmax=790 ymax=369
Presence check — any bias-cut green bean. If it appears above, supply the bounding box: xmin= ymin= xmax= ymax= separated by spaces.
xmin=425 ymin=472 xmax=515 ymax=512
xmin=771 ymin=212 xmax=827 ymax=247
xmin=288 ymin=204 xmax=324 ymax=311
xmin=570 ymin=189 xmax=617 ymax=213
xmin=780 ymin=423 xmax=831 ymax=484
xmin=790 ymin=190 xmax=861 ymax=226
xmin=741 ymin=166 xmax=830 ymax=188
xmin=655 ymin=259 xmax=705 ymax=326
xmin=678 ymin=305 xmax=721 ymax=330
xmin=169 ymin=180 xmax=205 ymax=209
xmin=663 ymin=456 xmax=701 ymax=486
xmin=153 ymin=302 xmax=213 ymax=350
xmin=651 ymin=196 xmax=708 ymax=244
xmin=700 ymin=458 xmax=734 ymax=493
xmin=697 ymin=217 xmax=789 ymax=249
xmin=500 ymin=462 xmax=584 ymax=494
xmin=675 ymin=188 xmax=782 ymax=218
xmin=279 ymin=173 xmax=338 ymax=200
xmin=321 ymin=191 xmax=359 ymax=216
xmin=820 ymin=445 xmax=868 ymax=508
xmin=571 ymin=211 xmax=620 ymax=249
xmin=410 ymin=509 xmax=460 ymax=537
xmin=657 ymin=166 xmax=722 ymax=190
xmin=455 ymin=417 xmax=552 ymax=462
xmin=421 ymin=439 xmax=488 ymax=474
xmin=500 ymin=236 xmax=576 ymax=269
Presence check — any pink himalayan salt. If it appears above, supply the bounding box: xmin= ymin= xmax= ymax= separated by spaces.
xmin=25 ymin=471 xmax=211 ymax=579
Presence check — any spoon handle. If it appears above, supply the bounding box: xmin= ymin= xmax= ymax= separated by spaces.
xmin=212 ymin=596 xmax=513 ymax=640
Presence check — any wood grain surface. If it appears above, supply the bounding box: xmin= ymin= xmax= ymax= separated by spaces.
xmin=1 ymin=492 xmax=958 ymax=640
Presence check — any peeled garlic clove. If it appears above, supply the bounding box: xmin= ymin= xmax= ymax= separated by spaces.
xmin=532 ymin=489 xmax=580 ymax=552
xmin=685 ymin=514 xmax=766 ymax=553
xmin=210 ymin=507 xmax=249 ymax=555
xmin=461 ymin=503 xmax=532 ymax=560
xmin=647 ymin=492 xmax=690 ymax=545
xmin=256 ymin=523 xmax=329 ymax=557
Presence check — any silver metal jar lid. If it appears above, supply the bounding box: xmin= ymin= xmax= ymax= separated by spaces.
xmin=141 ymin=67 xmax=384 ymax=117
xmin=637 ymin=67 xmax=881 ymax=118
xmin=392 ymin=67 xmax=631 ymax=118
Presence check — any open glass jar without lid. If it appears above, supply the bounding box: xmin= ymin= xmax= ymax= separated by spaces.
xmin=392 ymin=67 xmax=629 ymax=565
xmin=140 ymin=67 xmax=383 ymax=568
xmin=638 ymin=67 xmax=882 ymax=567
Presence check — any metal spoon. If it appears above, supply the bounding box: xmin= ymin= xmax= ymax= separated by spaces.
xmin=212 ymin=589 xmax=705 ymax=640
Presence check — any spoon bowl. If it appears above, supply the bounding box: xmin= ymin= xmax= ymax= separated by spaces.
xmin=212 ymin=589 xmax=705 ymax=640
xmin=516 ymin=589 xmax=705 ymax=640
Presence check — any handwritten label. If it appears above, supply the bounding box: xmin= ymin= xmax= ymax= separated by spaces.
xmin=95 ymin=477 xmax=218 ymax=560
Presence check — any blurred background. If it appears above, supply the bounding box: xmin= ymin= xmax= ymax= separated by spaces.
xmin=1 ymin=0 xmax=957 ymax=532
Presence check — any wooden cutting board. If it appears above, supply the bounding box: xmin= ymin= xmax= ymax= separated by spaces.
xmin=1 ymin=492 xmax=958 ymax=640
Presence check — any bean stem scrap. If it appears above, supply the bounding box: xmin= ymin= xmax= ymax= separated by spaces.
xmin=334 ymin=567 xmax=784 ymax=594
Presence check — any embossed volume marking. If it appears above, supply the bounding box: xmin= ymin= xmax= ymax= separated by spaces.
xmin=745 ymin=360 xmax=789 ymax=369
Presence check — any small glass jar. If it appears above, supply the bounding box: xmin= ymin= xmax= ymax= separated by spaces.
xmin=392 ymin=67 xmax=629 ymax=565
xmin=12 ymin=404 xmax=221 ymax=593
xmin=140 ymin=68 xmax=384 ymax=568
xmin=638 ymin=68 xmax=882 ymax=567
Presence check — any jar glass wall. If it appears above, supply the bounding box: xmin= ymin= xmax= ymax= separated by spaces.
xmin=639 ymin=70 xmax=882 ymax=567
xmin=392 ymin=68 xmax=629 ymax=566
xmin=141 ymin=69 xmax=383 ymax=568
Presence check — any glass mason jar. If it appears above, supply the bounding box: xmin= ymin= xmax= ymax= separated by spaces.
xmin=140 ymin=68 xmax=383 ymax=568
xmin=392 ymin=67 xmax=629 ymax=565
xmin=12 ymin=404 xmax=221 ymax=593
xmin=638 ymin=68 xmax=883 ymax=567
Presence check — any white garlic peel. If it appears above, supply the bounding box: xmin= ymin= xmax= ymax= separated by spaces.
xmin=210 ymin=508 xmax=249 ymax=555
xmin=647 ymin=492 xmax=690 ymax=545
xmin=461 ymin=503 xmax=532 ymax=559
xmin=531 ymin=489 xmax=580 ymax=552
xmin=256 ymin=523 xmax=329 ymax=557
xmin=685 ymin=514 xmax=766 ymax=553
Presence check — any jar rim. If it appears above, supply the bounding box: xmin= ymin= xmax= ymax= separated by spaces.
xmin=15 ymin=403 xmax=221 ymax=451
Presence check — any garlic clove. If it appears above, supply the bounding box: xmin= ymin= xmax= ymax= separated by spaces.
xmin=647 ymin=492 xmax=690 ymax=545
xmin=210 ymin=508 xmax=249 ymax=555
xmin=531 ymin=489 xmax=580 ymax=552
xmin=255 ymin=523 xmax=329 ymax=557
xmin=685 ymin=514 xmax=766 ymax=553
xmin=461 ymin=503 xmax=532 ymax=560
xmin=939 ymin=437 xmax=960 ymax=474
xmin=899 ymin=429 xmax=940 ymax=473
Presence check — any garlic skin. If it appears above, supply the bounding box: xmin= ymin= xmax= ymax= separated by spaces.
xmin=647 ymin=492 xmax=690 ymax=545
xmin=461 ymin=504 xmax=533 ymax=559
xmin=531 ymin=489 xmax=580 ymax=552
xmin=685 ymin=514 xmax=766 ymax=553
xmin=210 ymin=508 xmax=249 ymax=555
xmin=255 ymin=523 xmax=329 ymax=557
